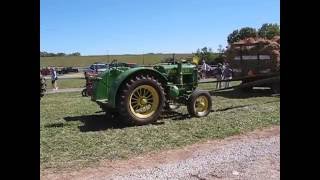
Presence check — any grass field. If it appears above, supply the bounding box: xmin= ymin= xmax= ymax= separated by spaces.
xmin=40 ymin=53 xmax=193 ymax=67
xmin=40 ymin=86 xmax=280 ymax=171
xmin=45 ymin=78 xmax=85 ymax=90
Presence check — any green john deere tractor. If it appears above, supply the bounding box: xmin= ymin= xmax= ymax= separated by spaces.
xmin=91 ymin=60 xmax=212 ymax=126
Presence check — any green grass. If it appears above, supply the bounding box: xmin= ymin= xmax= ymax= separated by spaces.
xmin=40 ymin=89 xmax=280 ymax=171
xmin=40 ymin=54 xmax=192 ymax=67
xmin=45 ymin=78 xmax=85 ymax=89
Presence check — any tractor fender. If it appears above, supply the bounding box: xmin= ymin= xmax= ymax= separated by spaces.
xmin=108 ymin=67 xmax=168 ymax=108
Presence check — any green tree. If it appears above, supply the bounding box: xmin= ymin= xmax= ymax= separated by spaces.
xmin=214 ymin=44 xmax=225 ymax=64
xmin=258 ymin=23 xmax=280 ymax=39
xmin=69 ymin=52 xmax=81 ymax=56
xmin=227 ymin=30 xmax=240 ymax=44
xmin=194 ymin=47 xmax=218 ymax=65
xmin=40 ymin=51 xmax=49 ymax=57
xmin=217 ymin=44 xmax=224 ymax=54
xmin=238 ymin=27 xmax=257 ymax=39
xmin=57 ymin=53 xmax=66 ymax=56
xmin=227 ymin=27 xmax=257 ymax=44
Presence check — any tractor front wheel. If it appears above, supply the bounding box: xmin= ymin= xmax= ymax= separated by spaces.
xmin=187 ymin=90 xmax=212 ymax=117
xmin=117 ymin=74 xmax=165 ymax=126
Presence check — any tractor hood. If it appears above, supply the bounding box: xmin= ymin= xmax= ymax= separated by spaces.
xmin=153 ymin=63 xmax=196 ymax=75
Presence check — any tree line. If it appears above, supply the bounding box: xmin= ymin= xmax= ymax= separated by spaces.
xmin=40 ymin=51 xmax=81 ymax=57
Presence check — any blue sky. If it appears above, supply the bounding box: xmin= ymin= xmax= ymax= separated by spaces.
xmin=40 ymin=0 xmax=280 ymax=55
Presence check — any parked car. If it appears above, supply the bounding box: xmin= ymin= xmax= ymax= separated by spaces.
xmin=57 ymin=67 xmax=79 ymax=74
xmin=84 ymin=63 xmax=108 ymax=74
xmin=40 ymin=67 xmax=51 ymax=76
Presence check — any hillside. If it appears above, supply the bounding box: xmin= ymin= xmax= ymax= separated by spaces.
xmin=40 ymin=53 xmax=193 ymax=67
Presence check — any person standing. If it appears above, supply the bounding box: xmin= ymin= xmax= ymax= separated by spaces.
xmin=51 ymin=67 xmax=58 ymax=90
xmin=215 ymin=63 xmax=223 ymax=89
xmin=222 ymin=63 xmax=233 ymax=88
xmin=201 ymin=59 xmax=208 ymax=79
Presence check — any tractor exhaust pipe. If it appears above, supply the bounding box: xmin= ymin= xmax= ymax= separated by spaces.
xmin=178 ymin=62 xmax=183 ymax=84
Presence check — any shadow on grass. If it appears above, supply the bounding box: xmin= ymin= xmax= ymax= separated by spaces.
xmin=60 ymin=89 xmax=280 ymax=132
xmin=213 ymin=99 xmax=279 ymax=112
xmin=210 ymin=88 xmax=279 ymax=99
xmin=64 ymin=114 xmax=127 ymax=132
xmin=61 ymin=111 xmax=192 ymax=132
xmin=160 ymin=111 xmax=190 ymax=121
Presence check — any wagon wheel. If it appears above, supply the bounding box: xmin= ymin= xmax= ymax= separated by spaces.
xmin=187 ymin=90 xmax=212 ymax=117
xmin=117 ymin=74 xmax=165 ymax=126
xmin=81 ymin=88 xmax=87 ymax=97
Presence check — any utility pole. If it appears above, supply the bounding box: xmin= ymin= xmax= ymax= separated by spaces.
xmin=173 ymin=53 xmax=175 ymax=64
xmin=107 ymin=50 xmax=110 ymax=63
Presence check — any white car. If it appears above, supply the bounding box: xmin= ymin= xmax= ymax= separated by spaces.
xmin=84 ymin=63 xmax=108 ymax=74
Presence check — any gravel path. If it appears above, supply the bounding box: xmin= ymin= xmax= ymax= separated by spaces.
xmin=42 ymin=126 xmax=279 ymax=180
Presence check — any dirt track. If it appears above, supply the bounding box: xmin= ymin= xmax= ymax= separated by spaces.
xmin=41 ymin=126 xmax=280 ymax=180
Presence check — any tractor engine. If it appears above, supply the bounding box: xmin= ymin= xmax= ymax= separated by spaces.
xmin=153 ymin=62 xmax=198 ymax=99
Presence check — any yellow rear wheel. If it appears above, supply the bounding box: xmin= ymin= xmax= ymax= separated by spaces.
xmin=129 ymin=85 xmax=160 ymax=119
xmin=118 ymin=74 xmax=165 ymax=126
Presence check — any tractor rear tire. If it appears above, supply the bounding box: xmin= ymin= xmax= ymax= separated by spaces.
xmin=187 ymin=90 xmax=212 ymax=117
xmin=117 ymin=74 xmax=166 ymax=126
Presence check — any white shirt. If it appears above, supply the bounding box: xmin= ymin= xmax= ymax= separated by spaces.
xmin=202 ymin=63 xmax=212 ymax=71
xmin=51 ymin=70 xmax=57 ymax=80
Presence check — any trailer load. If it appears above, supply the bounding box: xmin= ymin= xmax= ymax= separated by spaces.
xmin=224 ymin=36 xmax=280 ymax=92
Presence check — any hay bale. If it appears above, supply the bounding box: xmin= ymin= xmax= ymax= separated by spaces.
xmin=245 ymin=37 xmax=256 ymax=44
xmin=272 ymin=36 xmax=280 ymax=43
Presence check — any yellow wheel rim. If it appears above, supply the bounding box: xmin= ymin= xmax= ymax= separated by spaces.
xmin=194 ymin=96 xmax=209 ymax=116
xmin=129 ymin=85 xmax=159 ymax=119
